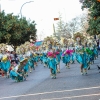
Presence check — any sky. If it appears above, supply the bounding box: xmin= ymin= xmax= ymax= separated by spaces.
xmin=0 ymin=0 xmax=86 ymax=40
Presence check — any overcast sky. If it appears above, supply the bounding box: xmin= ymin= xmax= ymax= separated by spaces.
xmin=0 ymin=0 xmax=86 ymax=40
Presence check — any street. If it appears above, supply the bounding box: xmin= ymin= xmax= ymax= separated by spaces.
xmin=0 ymin=56 xmax=100 ymax=100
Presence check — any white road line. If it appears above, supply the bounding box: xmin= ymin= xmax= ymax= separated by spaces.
xmin=0 ymin=86 xmax=100 ymax=99
xmin=42 ymin=93 xmax=100 ymax=100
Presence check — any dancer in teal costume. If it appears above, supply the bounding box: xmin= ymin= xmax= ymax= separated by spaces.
xmin=24 ymin=62 xmax=29 ymax=76
xmin=43 ymin=53 xmax=48 ymax=67
xmin=34 ymin=54 xmax=38 ymax=66
xmin=47 ymin=54 xmax=57 ymax=79
xmin=0 ymin=62 xmax=2 ymax=69
xmin=56 ymin=51 xmax=61 ymax=73
xmin=10 ymin=65 xmax=19 ymax=81
xmin=71 ymin=49 xmax=76 ymax=64
xmin=60 ymin=50 xmax=63 ymax=57
xmin=56 ymin=53 xmax=61 ymax=64
xmin=10 ymin=58 xmax=28 ymax=82
xmin=1 ymin=57 xmax=11 ymax=77
xmin=62 ymin=54 xmax=70 ymax=69
xmin=39 ymin=53 xmax=43 ymax=64
xmin=28 ymin=54 xmax=35 ymax=73
xmin=81 ymin=52 xmax=88 ymax=69
xmin=62 ymin=54 xmax=65 ymax=64
xmin=1 ymin=60 xmax=10 ymax=72
xmin=85 ymin=48 xmax=93 ymax=69
xmin=93 ymin=47 xmax=98 ymax=59
xmin=90 ymin=47 xmax=98 ymax=64
xmin=71 ymin=53 xmax=76 ymax=64
xmin=76 ymin=49 xmax=88 ymax=75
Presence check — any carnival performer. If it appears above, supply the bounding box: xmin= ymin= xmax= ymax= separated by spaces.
xmin=62 ymin=50 xmax=73 ymax=69
xmin=55 ymin=49 xmax=61 ymax=73
xmin=89 ymin=48 xmax=96 ymax=65
xmin=39 ymin=53 xmax=43 ymax=64
xmin=71 ymin=48 xmax=76 ymax=64
xmin=9 ymin=64 xmax=19 ymax=82
xmin=18 ymin=58 xmax=28 ymax=81
xmin=76 ymin=48 xmax=89 ymax=75
xmin=47 ymin=52 xmax=57 ymax=79
xmin=10 ymin=57 xmax=28 ymax=82
xmin=33 ymin=53 xmax=38 ymax=66
xmin=42 ymin=53 xmax=48 ymax=67
xmin=1 ymin=55 xmax=11 ymax=77
xmin=85 ymin=47 xmax=93 ymax=70
xmin=23 ymin=59 xmax=29 ymax=76
xmin=28 ymin=53 xmax=35 ymax=73
xmin=93 ymin=46 xmax=98 ymax=59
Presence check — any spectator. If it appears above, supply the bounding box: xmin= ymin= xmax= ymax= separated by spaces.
xmin=10 ymin=51 xmax=15 ymax=63
xmin=14 ymin=52 xmax=19 ymax=64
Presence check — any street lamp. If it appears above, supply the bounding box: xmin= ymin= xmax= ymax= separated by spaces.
xmin=20 ymin=1 xmax=34 ymax=18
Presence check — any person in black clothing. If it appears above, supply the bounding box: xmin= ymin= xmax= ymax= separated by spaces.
xmin=97 ymin=40 xmax=100 ymax=55
xmin=97 ymin=40 xmax=99 ymax=49
xmin=14 ymin=52 xmax=19 ymax=64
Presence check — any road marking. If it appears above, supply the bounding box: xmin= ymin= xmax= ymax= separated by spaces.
xmin=42 ymin=93 xmax=100 ymax=100
xmin=0 ymin=86 xmax=100 ymax=99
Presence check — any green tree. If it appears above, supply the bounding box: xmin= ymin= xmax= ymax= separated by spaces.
xmin=80 ymin=0 xmax=100 ymax=35
xmin=0 ymin=11 xmax=37 ymax=46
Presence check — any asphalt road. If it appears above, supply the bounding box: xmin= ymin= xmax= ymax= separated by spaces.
xmin=0 ymin=55 xmax=100 ymax=100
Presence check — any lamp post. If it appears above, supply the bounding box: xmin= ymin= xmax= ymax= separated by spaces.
xmin=20 ymin=1 xmax=34 ymax=18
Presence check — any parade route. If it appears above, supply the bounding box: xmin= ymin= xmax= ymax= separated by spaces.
xmin=0 ymin=55 xmax=100 ymax=100
xmin=0 ymin=86 xmax=100 ymax=100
